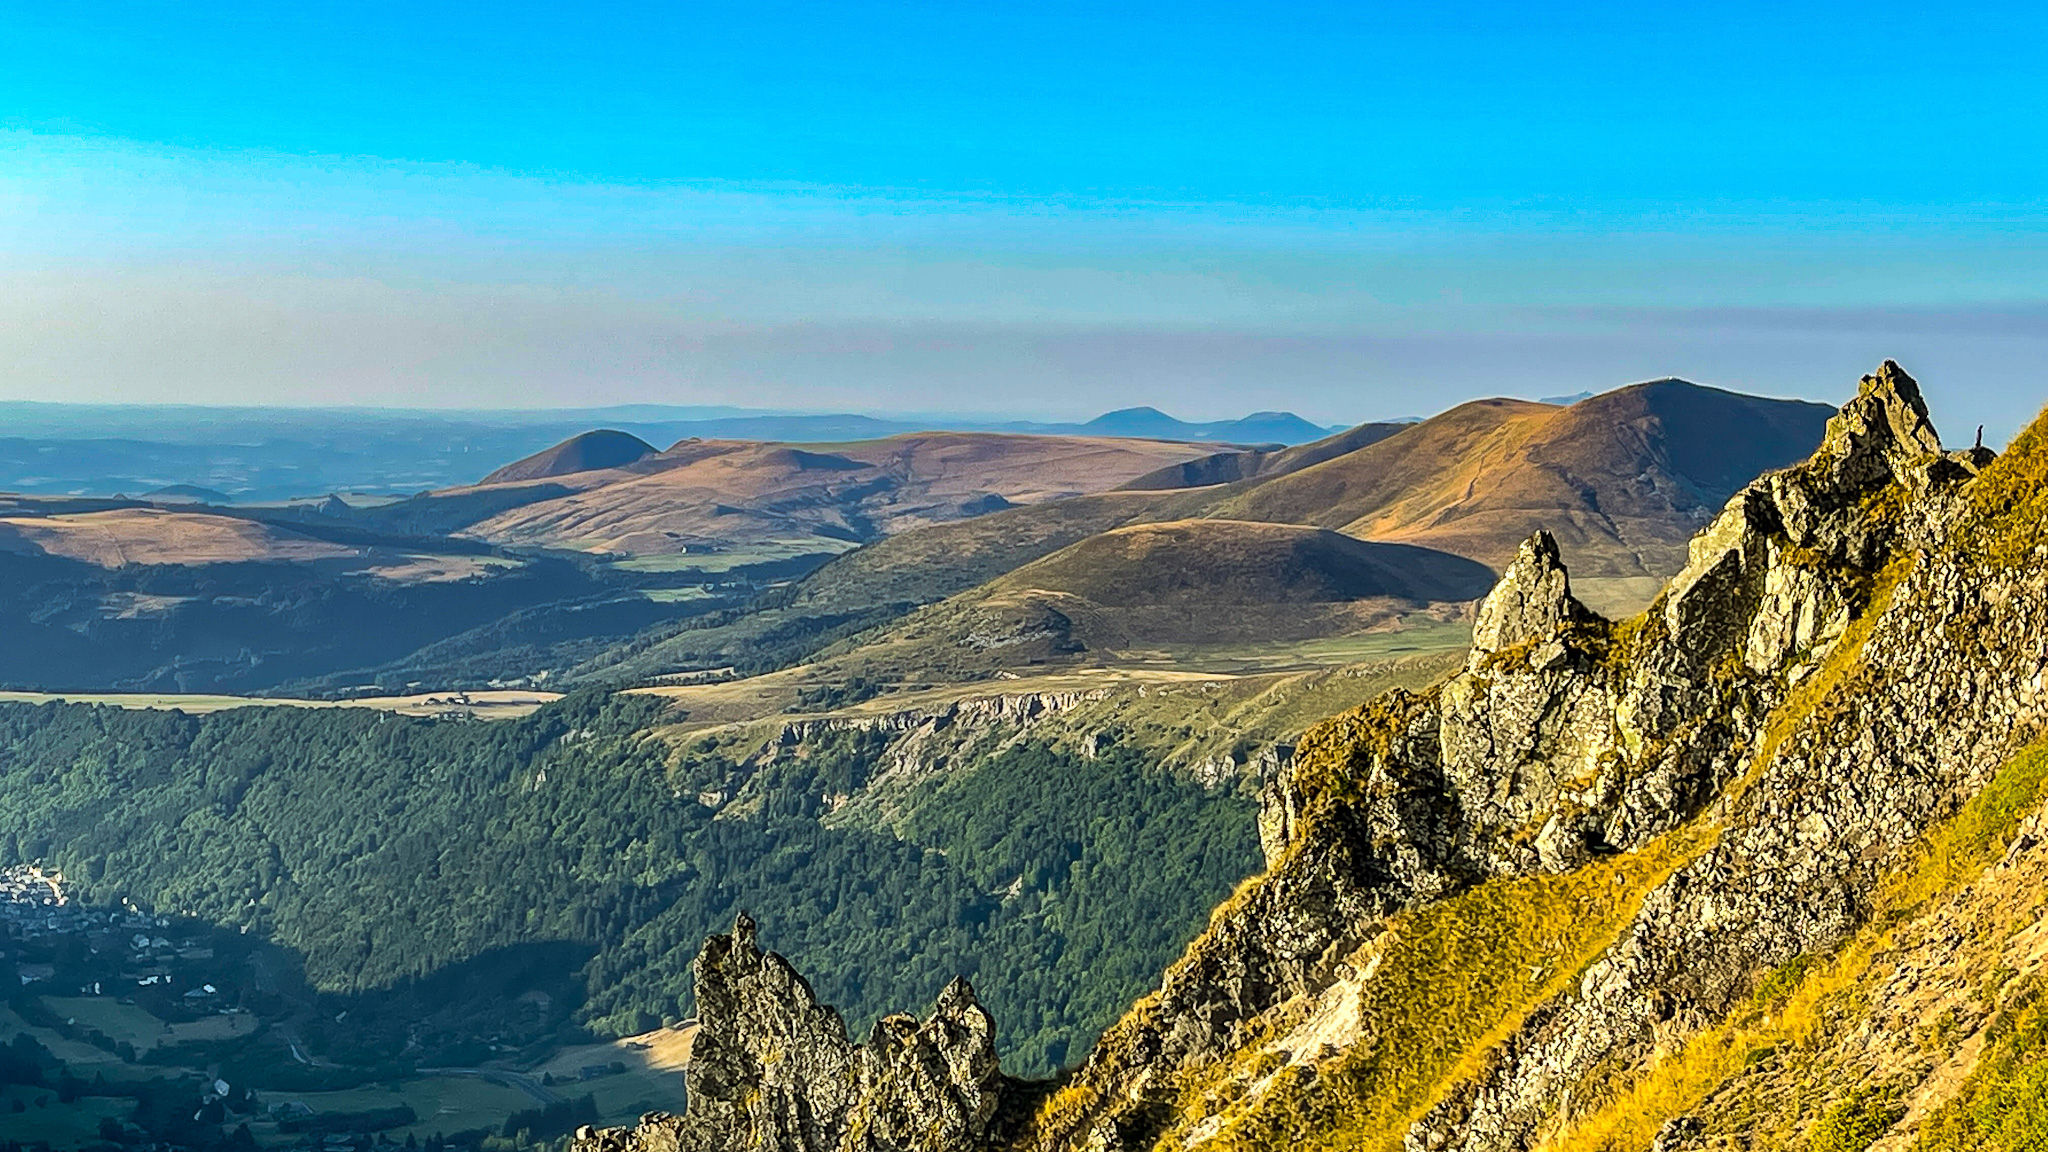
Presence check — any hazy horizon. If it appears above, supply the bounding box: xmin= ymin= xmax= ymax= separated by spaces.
xmin=6 ymin=2 xmax=2046 ymax=439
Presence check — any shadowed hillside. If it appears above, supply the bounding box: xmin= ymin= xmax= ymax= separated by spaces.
xmin=452 ymin=432 xmax=1213 ymax=556
xmin=778 ymin=520 xmax=1490 ymax=683
xmin=984 ymin=519 xmax=1495 ymax=607
xmin=480 ymin=429 xmax=659 ymax=483
xmin=1119 ymin=421 xmax=1414 ymax=491
xmin=1213 ymin=381 xmax=1833 ymax=612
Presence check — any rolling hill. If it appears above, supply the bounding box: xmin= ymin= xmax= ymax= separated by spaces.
xmin=447 ymin=431 xmax=1216 ymax=556
xmin=1210 ymin=380 xmax=1835 ymax=611
xmin=0 ymin=496 xmax=752 ymax=695
xmin=1118 ymin=420 xmax=1413 ymax=490
xmin=563 ymin=488 xmax=1226 ymax=684
xmin=782 ymin=520 xmax=1493 ymax=683
xmin=0 ymin=379 xmax=1833 ymax=697
xmin=982 ymin=519 xmax=1494 ymax=608
xmin=566 ymin=379 xmax=1833 ymax=687
xmin=0 ymin=507 xmax=361 ymax=567
xmin=480 ymin=428 xmax=659 ymax=483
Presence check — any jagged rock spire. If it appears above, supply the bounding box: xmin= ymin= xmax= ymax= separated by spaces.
xmin=1471 ymin=530 xmax=1600 ymax=659
xmin=1817 ymin=359 xmax=1944 ymax=488
xmin=1857 ymin=359 xmax=1943 ymax=457
xmin=579 ymin=914 xmax=1007 ymax=1152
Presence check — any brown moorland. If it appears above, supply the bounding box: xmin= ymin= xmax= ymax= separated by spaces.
xmin=479 ymin=428 xmax=659 ymax=484
xmin=1210 ymin=380 xmax=1833 ymax=610
xmin=453 ymin=431 xmax=1219 ymax=555
xmin=0 ymin=508 xmax=360 ymax=567
xmin=571 ymin=380 xmax=1831 ymax=685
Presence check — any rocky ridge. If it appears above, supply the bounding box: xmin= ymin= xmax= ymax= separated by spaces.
xmin=580 ymin=362 xmax=2048 ymax=1152
xmin=576 ymin=912 xmax=1012 ymax=1152
xmin=670 ymin=655 xmax=1464 ymax=828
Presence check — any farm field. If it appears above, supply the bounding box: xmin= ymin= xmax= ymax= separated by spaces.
xmin=639 ymin=586 xmax=718 ymax=603
xmin=0 ymin=1005 xmax=138 ymax=1078
xmin=0 ymin=1083 xmax=135 ymax=1149
xmin=249 ymin=1076 xmax=536 ymax=1145
xmin=41 ymin=997 xmax=258 ymax=1054
xmin=529 ymin=1024 xmax=694 ymax=1125
xmin=0 ymin=689 xmax=561 ymax=719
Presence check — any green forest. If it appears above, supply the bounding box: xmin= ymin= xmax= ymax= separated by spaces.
xmin=0 ymin=692 xmax=1259 ymax=1077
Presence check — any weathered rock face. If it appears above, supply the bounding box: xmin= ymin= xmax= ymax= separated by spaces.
xmin=1467 ymin=532 xmax=1599 ymax=658
xmin=577 ymin=913 xmax=1007 ymax=1152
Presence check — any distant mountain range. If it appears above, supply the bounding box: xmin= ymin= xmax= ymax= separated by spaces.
xmin=0 ymin=401 xmax=1344 ymax=502
xmin=0 ymin=377 xmax=1834 ymax=695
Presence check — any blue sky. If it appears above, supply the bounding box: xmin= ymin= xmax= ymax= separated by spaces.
xmin=4 ymin=1 xmax=2047 ymax=436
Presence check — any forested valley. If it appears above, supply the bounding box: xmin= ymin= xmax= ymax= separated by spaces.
xmin=0 ymin=691 xmax=1259 ymax=1079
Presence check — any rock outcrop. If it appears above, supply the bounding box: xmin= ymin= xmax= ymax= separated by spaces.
xmin=578 ymin=913 xmax=1009 ymax=1152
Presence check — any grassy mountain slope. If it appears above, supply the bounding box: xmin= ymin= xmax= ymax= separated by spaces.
xmin=480 ymin=429 xmax=659 ymax=484
xmin=563 ymin=489 xmax=1222 ymax=685
xmin=767 ymin=521 xmax=1488 ymax=686
xmin=1117 ymin=422 xmax=1412 ymax=491
xmin=454 ymin=432 xmax=1213 ymax=556
xmin=0 ymin=495 xmax=777 ymax=694
xmin=983 ymin=519 xmax=1494 ymax=607
xmin=0 ymin=507 xmax=362 ymax=566
xmin=1214 ymin=381 xmax=1833 ymax=611
xmin=566 ymin=380 xmax=1830 ymax=688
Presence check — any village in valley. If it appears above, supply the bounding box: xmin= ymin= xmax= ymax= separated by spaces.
xmin=0 ymin=868 xmax=690 ymax=1152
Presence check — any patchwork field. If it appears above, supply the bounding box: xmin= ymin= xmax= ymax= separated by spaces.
xmin=0 ymin=1083 xmax=135 ymax=1149
xmin=529 ymin=1024 xmax=695 ymax=1125
xmin=250 ymin=1076 xmax=537 ymax=1145
xmin=457 ymin=433 xmax=1216 ymax=556
xmin=41 ymin=996 xmax=259 ymax=1054
xmin=0 ymin=1005 xmax=139 ymax=1078
xmin=0 ymin=689 xmax=561 ymax=719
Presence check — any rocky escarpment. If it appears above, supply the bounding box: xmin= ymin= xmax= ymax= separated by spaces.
xmin=678 ymin=656 xmax=1460 ymax=827
xmin=583 ymin=362 xmax=2048 ymax=1152
xmin=578 ymin=913 xmax=1014 ymax=1152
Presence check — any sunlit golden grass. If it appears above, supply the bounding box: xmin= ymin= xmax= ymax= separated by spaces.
xmin=1546 ymin=741 xmax=2048 ymax=1152
xmin=1157 ymin=825 xmax=1716 ymax=1152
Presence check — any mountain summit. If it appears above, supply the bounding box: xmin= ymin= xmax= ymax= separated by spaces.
xmin=480 ymin=428 xmax=659 ymax=484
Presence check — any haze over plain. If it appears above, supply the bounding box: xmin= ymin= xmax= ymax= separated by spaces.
xmin=4 ymin=2 xmax=2047 ymax=437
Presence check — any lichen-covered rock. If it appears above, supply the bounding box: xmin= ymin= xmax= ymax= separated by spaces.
xmin=1468 ymin=531 xmax=1601 ymax=660
xmin=576 ymin=913 xmax=1008 ymax=1152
